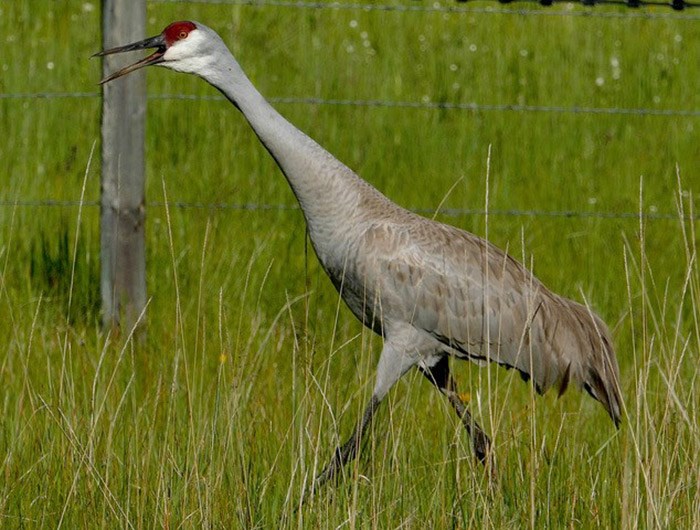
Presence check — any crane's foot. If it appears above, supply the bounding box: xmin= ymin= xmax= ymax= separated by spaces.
xmin=445 ymin=389 xmax=498 ymax=483
xmin=303 ymin=432 xmax=363 ymax=503
xmin=298 ymin=450 xmax=341 ymax=505
xmin=306 ymin=395 xmax=380 ymax=500
xmin=472 ymin=426 xmax=498 ymax=485
xmin=314 ymin=442 xmax=353 ymax=491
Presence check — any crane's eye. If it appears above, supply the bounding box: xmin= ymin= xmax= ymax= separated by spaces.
xmin=163 ymin=21 xmax=197 ymax=46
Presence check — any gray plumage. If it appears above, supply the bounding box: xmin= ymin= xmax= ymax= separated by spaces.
xmin=98 ymin=21 xmax=623 ymax=491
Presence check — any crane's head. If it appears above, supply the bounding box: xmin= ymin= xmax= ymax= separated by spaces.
xmin=95 ymin=21 xmax=221 ymax=84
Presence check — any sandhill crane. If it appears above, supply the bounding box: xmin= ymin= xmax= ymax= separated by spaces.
xmin=97 ymin=21 xmax=622 ymax=491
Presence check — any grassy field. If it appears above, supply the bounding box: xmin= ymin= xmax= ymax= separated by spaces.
xmin=1 ymin=1 xmax=699 ymax=527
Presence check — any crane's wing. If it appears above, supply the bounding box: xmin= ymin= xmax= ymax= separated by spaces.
xmin=363 ymin=219 xmax=622 ymax=425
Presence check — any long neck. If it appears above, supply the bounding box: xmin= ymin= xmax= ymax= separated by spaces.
xmin=200 ymin=50 xmax=386 ymax=233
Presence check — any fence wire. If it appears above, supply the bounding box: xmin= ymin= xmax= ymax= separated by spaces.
xmin=1 ymin=199 xmax=697 ymax=222
xmin=2 ymin=92 xmax=698 ymax=118
xmin=151 ymin=0 xmax=700 ymax=17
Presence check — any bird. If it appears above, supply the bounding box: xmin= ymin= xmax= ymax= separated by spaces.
xmin=97 ymin=20 xmax=622 ymax=492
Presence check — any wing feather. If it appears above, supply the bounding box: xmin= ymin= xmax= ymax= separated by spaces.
xmin=359 ymin=217 xmax=621 ymax=425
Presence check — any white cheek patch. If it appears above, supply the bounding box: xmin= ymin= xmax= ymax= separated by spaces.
xmin=162 ymin=31 xmax=212 ymax=73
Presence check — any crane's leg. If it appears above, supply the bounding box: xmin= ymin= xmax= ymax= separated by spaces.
xmin=312 ymin=340 xmax=419 ymax=493
xmin=312 ymin=395 xmax=379 ymax=490
xmin=419 ymin=356 xmax=491 ymax=465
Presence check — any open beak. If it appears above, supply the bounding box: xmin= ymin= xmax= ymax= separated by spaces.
xmin=94 ymin=34 xmax=166 ymax=84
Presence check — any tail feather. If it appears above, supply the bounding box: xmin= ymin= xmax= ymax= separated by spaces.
xmin=564 ymin=300 xmax=623 ymax=426
xmin=584 ymin=331 xmax=622 ymax=427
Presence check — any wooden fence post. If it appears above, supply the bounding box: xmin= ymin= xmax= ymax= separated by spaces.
xmin=100 ymin=0 xmax=147 ymax=333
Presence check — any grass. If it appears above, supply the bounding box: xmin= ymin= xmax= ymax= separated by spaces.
xmin=1 ymin=1 xmax=699 ymax=527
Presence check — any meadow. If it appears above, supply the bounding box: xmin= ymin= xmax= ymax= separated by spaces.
xmin=1 ymin=1 xmax=698 ymax=527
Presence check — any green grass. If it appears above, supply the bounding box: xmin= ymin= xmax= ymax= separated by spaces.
xmin=1 ymin=1 xmax=699 ymax=527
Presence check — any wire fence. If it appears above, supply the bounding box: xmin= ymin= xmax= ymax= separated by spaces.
xmin=152 ymin=0 xmax=700 ymax=16
xmin=2 ymin=199 xmax=697 ymax=222
xmin=2 ymin=91 xmax=699 ymax=117
xmin=3 ymin=1 xmax=698 ymax=223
